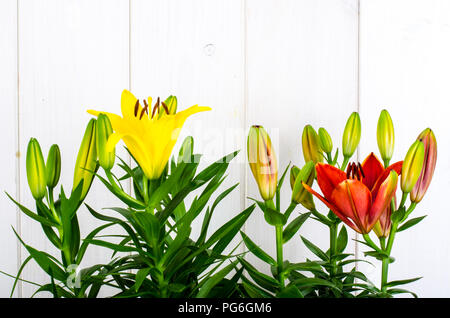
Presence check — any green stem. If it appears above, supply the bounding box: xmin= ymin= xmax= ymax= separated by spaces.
xmin=142 ymin=175 xmax=149 ymax=205
xmin=284 ymin=202 xmax=297 ymax=220
xmin=379 ymin=237 xmax=388 ymax=292
xmin=275 ymin=225 xmax=284 ymax=288
xmin=341 ymin=156 xmax=350 ymax=171
xmin=311 ymin=209 xmax=332 ymax=226
xmin=362 ymin=233 xmax=384 ymax=255
xmin=399 ymin=192 xmax=408 ymax=210
xmin=383 ymin=159 xmax=390 ymax=169
xmin=326 ymin=152 xmax=333 ymax=165
xmin=329 ymin=222 xmax=338 ymax=277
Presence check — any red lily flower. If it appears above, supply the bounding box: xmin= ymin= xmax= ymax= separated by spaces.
xmin=303 ymin=153 xmax=402 ymax=234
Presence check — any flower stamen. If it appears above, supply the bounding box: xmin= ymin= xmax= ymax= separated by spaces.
xmin=134 ymin=99 xmax=140 ymax=117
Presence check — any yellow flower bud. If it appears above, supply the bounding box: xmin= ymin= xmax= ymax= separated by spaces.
xmin=96 ymin=114 xmax=115 ymax=170
xmin=377 ymin=109 xmax=395 ymax=165
xmin=342 ymin=112 xmax=361 ymax=158
xmin=73 ymin=119 xmax=98 ymax=201
xmin=247 ymin=125 xmax=278 ymax=201
xmin=26 ymin=138 xmax=47 ymax=200
xmin=302 ymin=125 xmax=323 ymax=164
xmin=401 ymin=140 xmax=425 ymax=193
xmin=45 ymin=144 xmax=61 ymax=189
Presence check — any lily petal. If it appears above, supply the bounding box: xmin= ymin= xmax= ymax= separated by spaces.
xmin=368 ymin=170 xmax=398 ymax=229
xmin=371 ymin=161 xmax=402 ymax=198
xmin=331 ymin=180 xmax=372 ymax=233
xmin=361 ymin=152 xmax=384 ymax=190
xmin=315 ymin=163 xmax=347 ymax=200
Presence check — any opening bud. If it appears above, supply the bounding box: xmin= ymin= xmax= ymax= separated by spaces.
xmin=291 ymin=161 xmax=315 ymax=210
xmin=247 ymin=125 xmax=278 ymax=201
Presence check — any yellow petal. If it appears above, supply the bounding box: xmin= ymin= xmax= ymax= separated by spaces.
xmin=121 ymin=89 xmax=139 ymax=120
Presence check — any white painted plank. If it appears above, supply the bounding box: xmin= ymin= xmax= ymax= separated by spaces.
xmin=130 ymin=0 xmax=245 ymax=240
xmin=18 ymin=0 xmax=129 ymax=297
xmin=245 ymin=0 xmax=359 ymax=275
xmin=0 ymin=0 xmax=18 ymax=298
xmin=359 ymin=0 xmax=450 ymax=297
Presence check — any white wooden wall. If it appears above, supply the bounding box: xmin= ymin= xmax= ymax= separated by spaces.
xmin=0 ymin=0 xmax=448 ymax=297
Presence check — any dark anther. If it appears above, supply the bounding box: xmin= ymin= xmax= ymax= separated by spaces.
xmin=346 ymin=163 xmax=352 ymax=179
xmin=134 ymin=99 xmax=140 ymax=117
xmin=151 ymin=97 xmax=161 ymax=119
xmin=358 ymin=162 xmax=365 ymax=178
xmin=161 ymin=101 xmax=170 ymax=115
xmin=143 ymin=99 xmax=149 ymax=114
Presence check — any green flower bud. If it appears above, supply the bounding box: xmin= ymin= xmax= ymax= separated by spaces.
xmin=290 ymin=165 xmax=301 ymax=189
xmin=73 ymin=119 xmax=98 ymax=201
xmin=26 ymin=138 xmax=47 ymax=200
xmin=291 ymin=161 xmax=315 ymax=210
xmin=318 ymin=127 xmax=333 ymax=154
xmin=401 ymin=140 xmax=425 ymax=193
xmin=248 ymin=125 xmax=278 ymax=201
xmin=45 ymin=144 xmax=61 ymax=188
xmin=342 ymin=112 xmax=361 ymax=158
xmin=302 ymin=125 xmax=323 ymax=164
xmin=96 ymin=114 xmax=115 ymax=170
xmin=377 ymin=109 xmax=395 ymax=165
xmin=164 ymin=95 xmax=177 ymax=115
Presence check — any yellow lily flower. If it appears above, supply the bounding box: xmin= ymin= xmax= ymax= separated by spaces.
xmin=88 ymin=90 xmax=210 ymax=180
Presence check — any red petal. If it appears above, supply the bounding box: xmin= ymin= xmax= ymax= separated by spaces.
xmin=331 ymin=180 xmax=372 ymax=233
xmin=303 ymin=182 xmax=361 ymax=232
xmin=315 ymin=163 xmax=347 ymax=200
xmin=372 ymin=161 xmax=402 ymax=198
xmin=361 ymin=153 xmax=384 ymax=190
xmin=368 ymin=171 xmax=398 ymax=230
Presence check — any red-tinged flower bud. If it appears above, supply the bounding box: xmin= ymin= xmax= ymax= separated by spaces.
xmin=302 ymin=125 xmax=323 ymax=164
xmin=291 ymin=161 xmax=316 ymax=210
xmin=373 ymin=198 xmax=395 ymax=238
xmin=410 ymin=128 xmax=437 ymax=203
xmin=45 ymin=144 xmax=61 ymax=189
xmin=342 ymin=112 xmax=361 ymax=158
xmin=377 ymin=109 xmax=395 ymax=166
xmin=290 ymin=165 xmax=300 ymax=189
xmin=318 ymin=127 xmax=333 ymax=154
xmin=248 ymin=125 xmax=278 ymax=201
xmin=26 ymin=138 xmax=47 ymax=200
xmin=401 ymin=140 xmax=425 ymax=193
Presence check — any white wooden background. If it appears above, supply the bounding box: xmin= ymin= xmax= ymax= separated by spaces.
xmin=0 ymin=0 xmax=449 ymax=297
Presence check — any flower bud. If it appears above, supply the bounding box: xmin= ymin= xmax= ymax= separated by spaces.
xmin=164 ymin=95 xmax=177 ymax=115
xmin=45 ymin=144 xmax=61 ymax=188
xmin=373 ymin=199 xmax=395 ymax=238
xmin=96 ymin=114 xmax=115 ymax=170
xmin=26 ymin=138 xmax=47 ymax=200
xmin=291 ymin=161 xmax=315 ymax=210
xmin=377 ymin=109 xmax=395 ymax=164
xmin=410 ymin=128 xmax=437 ymax=203
xmin=248 ymin=125 xmax=278 ymax=201
xmin=302 ymin=125 xmax=323 ymax=164
xmin=318 ymin=127 xmax=333 ymax=154
xmin=401 ymin=140 xmax=425 ymax=193
xmin=73 ymin=119 xmax=98 ymax=201
xmin=290 ymin=165 xmax=300 ymax=189
xmin=342 ymin=112 xmax=361 ymax=158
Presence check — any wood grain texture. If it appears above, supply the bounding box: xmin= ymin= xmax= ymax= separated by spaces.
xmin=18 ymin=0 xmax=130 ymax=297
xmin=244 ymin=0 xmax=359 ymax=274
xmin=359 ymin=0 xmax=450 ymax=297
xmin=0 ymin=0 xmax=18 ymax=298
xmin=130 ymin=0 xmax=246 ymax=242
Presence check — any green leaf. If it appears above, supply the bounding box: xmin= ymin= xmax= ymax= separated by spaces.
xmin=196 ymin=260 xmax=238 ymax=298
xmin=134 ymin=267 xmax=151 ymax=292
xmin=283 ymin=213 xmax=310 ymax=243
xmin=6 ymin=192 xmax=58 ymax=227
xmin=387 ymin=288 xmax=418 ymax=298
xmin=85 ymin=239 xmax=139 ymax=253
xmin=239 ymin=257 xmax=279 ymax=292
xmin=12 ymin=228 xmax=67 ymax=282
xmin=391 ymin=206 xmax=406 ymax=223
xmin=277 ymin=285 xmax=304 ymax=298
xmin=336 ymin=225 xmax=348 ymax=253
xmin=240 ymin=231 xmax=276 ymax=266
xmin=301 ymin=236 xmax=329 ymax=261
xmin=397 ymin=216 xmax=427 ymax=232
xmin=385 ymin=277 xmax=422 ymax=288
xmin=292 ymin=277 xmax=340 ymax=291
xmin=263 ymin=206 xmax=286 ymax=226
